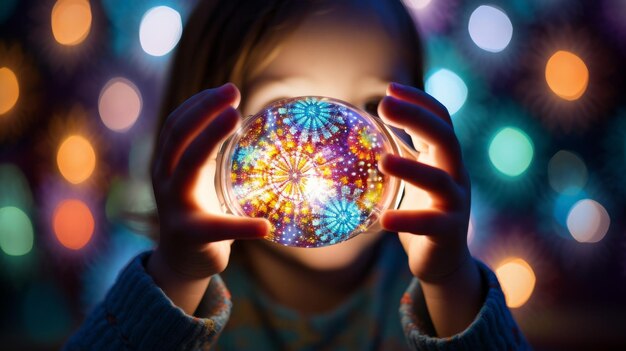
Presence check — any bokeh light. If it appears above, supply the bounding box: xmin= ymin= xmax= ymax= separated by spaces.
xmin=56 ymin=135 xmax=96 ymax=184
xmin=53 ymin=199 xmax=94 ymax=250
xmin=468 ymin=5 xmax=513 ymax=53
xmin=105 ymin=177 xmax=155 ymax=232
xmin=51 ymin=0 xmax=92 ymax=46
xmin=425 ymin=68 xmax=468 ymax=115
xmin=495 ymin=257 xmax=536 ymax=308
xmin=21 ymin=282 xmax=72 ymax=343
xmin=139 ymin=6 xmax=182 ymax=57
xmin=404 ymin=0 xmax=432 ymax=11
xmin=545 ymin=50 xmax=589 ymax=101
xmin=0 ymin=163 xmax=33 ymax=209
xmin=0 ymin=66 xmax=19 ymax=115
xmin=566 ymin=199 xmax=610 ymax=243
xmin=0 ymin=0 xmax=19 ymax=24
xmin=548 ymin=150 xmax=587 ymax=195
xmin=98 ymin=77 xmax=142 ymax=132
xmin=552 ymin=191 xmax=587 ymax=229
xmin=0 ymin=206 xmax=34 ymax=256
xmin=488 ymin=127 xmax=534 ymax=177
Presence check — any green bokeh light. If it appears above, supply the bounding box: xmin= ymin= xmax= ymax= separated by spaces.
xmin=488 ymin=127 xmax=534 ymax=177
xmin=0 ymin=163 xmax=33 ymax=209
xmin=0 ymin=206 xmax=34 ymax=256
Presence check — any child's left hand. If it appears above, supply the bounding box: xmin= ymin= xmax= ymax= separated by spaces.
xmin=377 ymin=82 xmax=472 ymax=285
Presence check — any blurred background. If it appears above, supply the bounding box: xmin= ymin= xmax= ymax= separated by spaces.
xmin=0 ymin=0 xmax=625 ymax=349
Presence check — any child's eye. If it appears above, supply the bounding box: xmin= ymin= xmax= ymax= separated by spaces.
xmin=363 ymin=98 xmax=382 ymax=117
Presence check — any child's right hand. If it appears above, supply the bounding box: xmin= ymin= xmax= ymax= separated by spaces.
xmin=147 ymin=83 xmax=270 ymax=313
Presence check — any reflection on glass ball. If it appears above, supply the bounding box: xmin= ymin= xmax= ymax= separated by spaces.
xmin=216 ymin=97 xmax=403 ymax=248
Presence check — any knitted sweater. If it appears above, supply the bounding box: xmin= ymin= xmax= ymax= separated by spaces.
xmin=63 ymin=236 xmax=530 ymax=350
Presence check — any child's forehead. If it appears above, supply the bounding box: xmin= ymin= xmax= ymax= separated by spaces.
xmin=245 ymin=3 xmax=411 ymax=88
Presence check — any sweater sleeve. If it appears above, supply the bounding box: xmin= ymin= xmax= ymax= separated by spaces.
xmin=399 ymin=260 xmax=531 ymax=351
xmin=63 ymin=251 xmax=232 ymax=351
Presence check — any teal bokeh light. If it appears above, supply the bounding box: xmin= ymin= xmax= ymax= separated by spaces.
xmin=0 ymin=163 xmax=33 ymax=209
xmin=488 ymin=127 xmax=534 ymax=177
xmin=425 ymin=68 xmax=468 ymax=116
xmin=548 ymin=150 xmax=587 ymax=195
xmin=0 ymin=206 xmax=34 ymax=256
xmin=21 ymin=282 xmax=72 ymax=344
xmin=0 ymin=0 xmax=18 ymax=24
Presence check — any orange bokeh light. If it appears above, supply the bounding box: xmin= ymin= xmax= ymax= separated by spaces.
xmin=57 ymin=135 xmax=96 ymax=184
xmin=495 ymin=257 xmax=536 ymax=308
xmin=0 ymin=67 xmax=19 ymax=115
xmin=51 ymin=0 xmax=92 ymax=46
xmin=545 ymin=50 xmax=589 ymax=101
xmin=53 ymin=199 xmax=94 ymax=250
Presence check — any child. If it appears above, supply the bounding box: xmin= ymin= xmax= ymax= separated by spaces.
xmin=64 ymin=0 xmax=529 ymax=349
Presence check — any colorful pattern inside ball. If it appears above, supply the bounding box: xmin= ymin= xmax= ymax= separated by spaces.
xmin=223 ymin=97 xmax=399 ymax=247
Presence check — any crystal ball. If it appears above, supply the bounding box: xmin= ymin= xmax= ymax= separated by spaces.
xmin=215 ymin=97 xmax=404 ymax=247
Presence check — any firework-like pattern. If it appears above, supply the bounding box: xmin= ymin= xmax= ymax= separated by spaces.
xmin=226 ymin=97 xmax=395 ymax=247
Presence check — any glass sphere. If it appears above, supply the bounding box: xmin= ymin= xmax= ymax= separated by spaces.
xmin=216 ymin=97 xmax=404 ymax=247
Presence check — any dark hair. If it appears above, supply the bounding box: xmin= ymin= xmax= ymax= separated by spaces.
xmin=157 ymin=0 xmax=424 ymax=132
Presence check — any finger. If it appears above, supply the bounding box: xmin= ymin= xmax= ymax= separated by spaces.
xmin=155 ymin=83 xmax=240 ymax=177
xmin=185 ymin=213 xmax=271 ymax=243
xmin=173 ymin=107 xmax=241 ymax=192
xmin=380 ymin=209 xmax=456 ymax=236
xmin=378 ymin=95 xmax=462 ymax=178
xmin=387 ymin=83 xmax=451 ymax=125
xmin=156 ymin=84 xmax=239 ymax=156
xmin=380 ymin=153 xmax=461 ymax=210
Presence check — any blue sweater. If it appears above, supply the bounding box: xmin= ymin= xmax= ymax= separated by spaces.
xmin=63 ymin=236 xmax=530 ymax=350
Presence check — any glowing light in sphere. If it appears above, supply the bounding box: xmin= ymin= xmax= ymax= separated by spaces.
xmin=425 ymin=69 xmax=467 ymax=115
xmin=404 ymin=0 xmax=432 ymax=10
xmin=545 ymin=50 xmax=589 ymax=101
xmin=217 ymin=97 xmax=403 ymax=247
xmin=51 ymin=0 xmax=92 ymax=46
xmin=489 ymin=127 xmax=534 ymax=177
xmin=98 ymin=77 xmax=142 ymax=132
xmin=468 ymin=5 xmax=513 ymax=53
xmin=566 ymin=199 xmax=610 ymax=243
xmin=548 ymin=150 xmax=587 ymax=195
xmin=0 ymin=206 xmax=33 ymax=256
xmin=495 ymin=258 xmax=536 ymax=308
xmin=0 ymin=67 xmax=19 ymax=115
xmin=53 ymin=199 xmax=94 ymax=250
xmin=139 ymin=6 xmax=182 ymax=57
xmin=57 ymin=135 xmax=96 ymax=184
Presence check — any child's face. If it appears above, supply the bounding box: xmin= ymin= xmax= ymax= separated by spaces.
xmin=240 ymin=2 xmax=413 ymax=270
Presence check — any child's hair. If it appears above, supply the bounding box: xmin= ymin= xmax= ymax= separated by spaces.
xmin=156 ymin=0 xmax=425 ymax=131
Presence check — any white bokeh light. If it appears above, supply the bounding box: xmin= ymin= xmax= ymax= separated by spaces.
xmin=566 ymin=199 xmax=610 ymax=243
xmin=139 ymin=6 xmax=183 ymax=57
xmin=98 ymin=77 xmax=142 ymax=132
xmin=425 ymin=68 xmax=468 ymax=116
xmin=404 ymin=0 xmax=432 ymax=10
xmin=468 ymin=5 xmax=513 ymax=53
